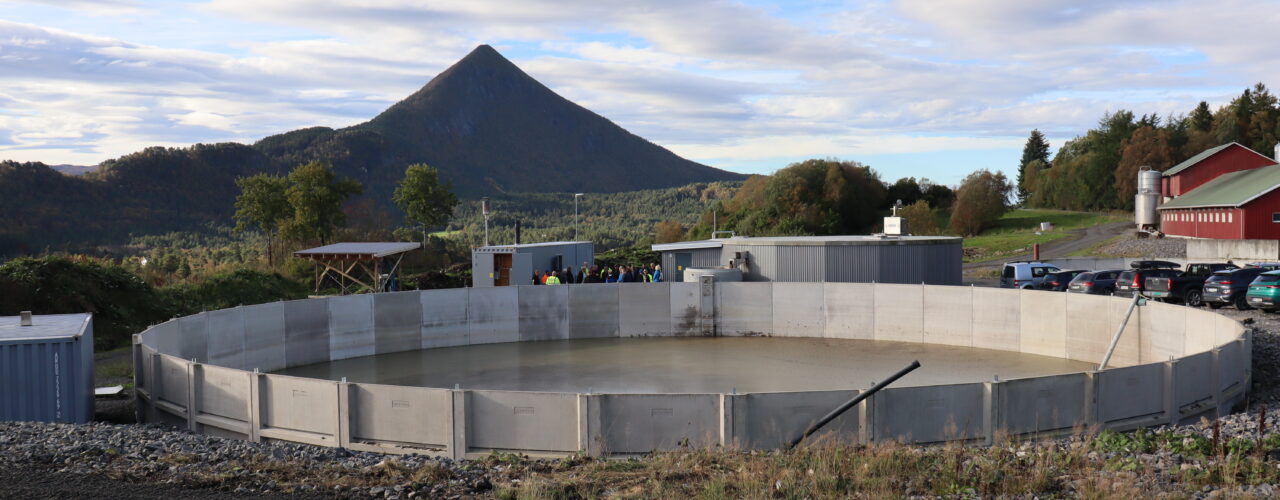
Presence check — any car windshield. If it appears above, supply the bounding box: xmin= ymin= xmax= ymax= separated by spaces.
xmin=1117 ymin=271 xmax=1135 ymax=283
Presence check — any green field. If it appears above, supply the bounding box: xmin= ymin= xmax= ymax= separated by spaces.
xmin=961 ymin=209 xmax=1126 ymax=263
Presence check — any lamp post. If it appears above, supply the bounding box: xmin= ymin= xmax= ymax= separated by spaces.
xmin=574 ymin=193 xmax=584 ymax=240
xmin=481 ymin=197 xmax=491 ymax=247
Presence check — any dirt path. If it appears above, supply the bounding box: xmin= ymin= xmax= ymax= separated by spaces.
xmin=964 ymin=221 xmax=1132 ymax=270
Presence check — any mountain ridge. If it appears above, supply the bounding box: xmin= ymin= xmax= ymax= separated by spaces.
xmin=0 ymin=45 xmax=744 ymax=254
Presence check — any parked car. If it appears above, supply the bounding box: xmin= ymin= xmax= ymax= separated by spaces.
xmin=1247 ymin=262 xmax=1280 ymax=271
xmin=1000 ymin=261 xmax=1062 ymax=289
xmin=1115 ymin=266 xmax=1181 ymax=298
xmin=1066 ymin=270 xmax=1123 ymax=295
xmin=1203 ymin=267 xmax=1266 ymax=309
xmin=1246 ymin=270 xmax=1280 ymax=312
xmin=1038 ymin=270 xmax=1087 ymax=291
xmin=1144 ymin=263 xmax=1238 ymax=306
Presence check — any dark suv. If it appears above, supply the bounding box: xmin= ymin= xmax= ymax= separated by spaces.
xmin=1115 ymin=265 xmax=1181 ymax=298
xmin=1038 ymin=270 xmax=1087 ymax=291
xmin=1204 ymin=267 xmax=1266 ymax=309
xmin=1067 ymin=270 xmax=1123 ymax=295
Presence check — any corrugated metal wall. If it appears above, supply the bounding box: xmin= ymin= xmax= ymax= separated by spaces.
xmin=660 ymin=240 xmax=962 ymax=285
xmin=0 ymin=321 xmax=94 ymax=424
xmin=775 ymin=245 xmax=825 ymax=282
xmin=825 ymin=245 xmax=880 ymax=282
xmin=661 ymin=248 xmax=722 ymax=282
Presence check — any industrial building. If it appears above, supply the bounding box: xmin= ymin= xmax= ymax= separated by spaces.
xmin=1150 ymin=143 xmax=1280 ymax=239
xmin=472 ymin=241 xmax=594 ymax=287
xmin=0 ymin=312 xmax=94 ymax=424
xmin=652 ymin=235 xmax=962 ymax=285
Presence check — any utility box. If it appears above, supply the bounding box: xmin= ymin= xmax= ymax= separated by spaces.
xmin=472 ymin=241 xmax=595 ymax=287
xmin=0 ymin=313 xmax=94 ymax=423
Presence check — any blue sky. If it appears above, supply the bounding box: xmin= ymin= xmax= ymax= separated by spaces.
xmin=1 ymin=0 xmax=1277 ymax=185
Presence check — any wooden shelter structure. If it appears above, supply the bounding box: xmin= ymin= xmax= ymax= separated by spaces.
xmin=294 ymin=242 xmax=420 ymax=294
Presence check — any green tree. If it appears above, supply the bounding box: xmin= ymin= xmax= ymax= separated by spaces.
xmin=280 ymin=161 xmax=362 ymax=245
xmin=654 ymin=220 xmax=685 ymax=243
xmin=392 ymin=163 xmax=459 ymax=245
xmin=1017 ymin=130 xmax=1051 ymax=204
xmin=1190 ymin=101 xmax=1214 ymax=132
xmin=897 ymin=200 xmax=941 ymax=236
xmin=232 ymin=173 xmax=290 ymax=265
xmin=949 ymin=169 xmax=1013 ymax=236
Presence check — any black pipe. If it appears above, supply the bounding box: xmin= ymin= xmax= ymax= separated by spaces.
xmin=787 ymin=360 xmax=921 ymax=449
xmin=515 ymin=221 xmax=522 ymax=245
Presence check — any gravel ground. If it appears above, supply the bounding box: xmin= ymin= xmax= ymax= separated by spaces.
xmin=1090 ymin=234 xmax=1188 ymax=258
xmin=3 ymin=304 xmax=1280 ymax=498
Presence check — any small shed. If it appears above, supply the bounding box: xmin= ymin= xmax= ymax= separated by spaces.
xmin=473 ymin=241 xmax=594 ymax=287
xmin=294 ymin=242 xmax=421 ymax=294
xmin=653 ymin=235 xmax=962 ymax=284
xmin=0 ymin=312 xmax=94 ymax=423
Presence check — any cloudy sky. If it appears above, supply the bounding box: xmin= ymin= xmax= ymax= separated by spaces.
xmin=1 ymin=1 xmax=1276 ymax=185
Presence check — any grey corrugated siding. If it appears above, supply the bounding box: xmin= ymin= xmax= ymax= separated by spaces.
xmin=825 ymin=245 xmax=880 ymax=282
xmin=0 ymin=321 xmax=94 ymax=424
xmin=724 ymin=244 xmax=778 ymax=282
xmin=775 ymin=245 xmax=826 ymax=282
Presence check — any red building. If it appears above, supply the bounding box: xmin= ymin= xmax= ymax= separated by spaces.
xmin=1159 ymin=145 xmax=1280 ymax=239
xmin=1161 ymin=142 xmax=1275 ymax=197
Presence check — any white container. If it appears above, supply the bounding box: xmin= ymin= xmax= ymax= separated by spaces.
xmin=683 ymin=267 xmax=743 ymax=283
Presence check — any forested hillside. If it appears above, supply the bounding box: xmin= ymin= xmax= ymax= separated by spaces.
xmin=1020 ymin=83 xmax=1280 ymax=211
xmin=0 ymin=45 xmax=741 ymax=256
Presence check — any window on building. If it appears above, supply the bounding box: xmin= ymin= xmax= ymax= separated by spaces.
xmin=1273 ymin=212 xmax=1280 ymax=223
xmin=1229 ymin=212 xmax=1233 ymax=223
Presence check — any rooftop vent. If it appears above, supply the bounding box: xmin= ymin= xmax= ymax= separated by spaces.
xmin=19 ymin=311 xmax=32 ymax=326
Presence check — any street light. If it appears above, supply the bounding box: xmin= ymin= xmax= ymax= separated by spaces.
xmin=481 ymin=197 xmax=491 ymax=247
xmin=574 ymin=193 xmax=584 ymax=240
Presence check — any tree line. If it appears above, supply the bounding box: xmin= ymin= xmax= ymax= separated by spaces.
xmin=1019 ymin=83 xmax=1280 ymax=211
xmin=657 ymin=158 xmax=1014 ymax=240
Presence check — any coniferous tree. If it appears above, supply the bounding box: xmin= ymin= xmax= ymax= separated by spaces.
xmin=1016 ymin=130 xmax=1051 ymax=204
xmin=1190 ymin=101 xmax=1214 ymax=132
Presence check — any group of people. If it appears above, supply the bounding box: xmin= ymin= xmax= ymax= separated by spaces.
xmin=534 ymin=263 xmax=664 ymax=285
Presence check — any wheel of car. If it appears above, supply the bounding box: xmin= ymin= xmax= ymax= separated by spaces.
xmin=1185 ymin=289 xmax=1203 ymax=307
xmin=1208 ymin=302 xmax=1224 ymax=309
xmin=1234 ymin=295 xmax=1252 ymax=310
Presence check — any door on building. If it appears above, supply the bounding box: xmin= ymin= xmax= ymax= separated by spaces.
xmin=494 ymin=253 xmax=513 ymax=286
xmin=674 ymin=253 xmax=693 ymax=282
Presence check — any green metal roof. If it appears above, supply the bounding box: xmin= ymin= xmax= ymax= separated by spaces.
xmin=1160 ymin=164 xmax=1280 ymax=209
xmin=1163 ymin=143 xmax=1235 ymax=176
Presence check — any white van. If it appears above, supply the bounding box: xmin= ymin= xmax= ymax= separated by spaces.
xmin=1000 ymin=261 xmax=1061 ymax=289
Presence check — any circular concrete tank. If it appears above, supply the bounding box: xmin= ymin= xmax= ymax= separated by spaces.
xmin=134 ymin=283 xmax=1250 ymax=458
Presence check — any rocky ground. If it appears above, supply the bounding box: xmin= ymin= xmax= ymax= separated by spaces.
xmin=1088 ymin=234 xmax=1188 ymax=258
xmin=4 ymin=304 xmax=1280 ymax=499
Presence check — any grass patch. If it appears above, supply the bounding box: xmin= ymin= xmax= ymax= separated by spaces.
xmin=962 ymin=209 xmax=1126 ymax=262
xmin=95 ymin=346 xmax=133 ymax=380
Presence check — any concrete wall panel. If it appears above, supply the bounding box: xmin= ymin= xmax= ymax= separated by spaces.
xmin=736 ymin=390 xmax=858 ymax=449
xmin=205 ymin=308 xmax=245 ymax=369
xmin=873 ymin=284 xmax=924 ymax=343
xmin=518 ymin=285 xmax=569 ymax=342
xmin=1106 ymin=296 xmax=1143 ymax=367
xmin=284 ymin=298 xmax=331 ymax=367
xmin=716 ymin=283 xmax=774 ymax=336
xmin=1064 ymin=293 xmax=1114 ymax=364
xmin=1216 ymin=316 xmax=1246 ymax=347
xmin=157 ymin=355 xmax=189 ymax=408
xmin=568 ymin=284 xmax=619 ymax=339
xmin=421 ymin=289 xmax=469 ymax=349
xmin=468 ymin=390 xmax=579 ymax=452
xmin=243 ymin=302 xmax=286 ymax=373
xmin=823 ymin=283 xmax=874 ymax=340
xmin=1185 ymin=309 xmax=1219 ymax=355
xmin=468 ymin=287 xmax=518 ymax=345
xmin=1096 ymin=363 xmax=1165 ymax=425
xmin=873 ymin=383 xmax=985 ymax=443
xmin=599 ymin=394 xmax=720 ymax=453
xmin=997 ymin=373 xmax=1088 ymax=434
xmin=1140 ymin=302 xmax=1185 ymax=363
xmin=620 ymin=283 xmax=672 ymax=337
xmin=923 ymin=286 xmax=972 ymax=347
xmin=148 ymin=321 xmax=181 ymax=355
xmin=198 ymin=364 xmax=250 ymax=421
xmin=349 ymin=383 xmax=451 ymax=448
xmin=1218 ymin=340 xmax=1245 ymax=395
xmin=1019 ymin=291 xmax=1067 ymax=359
xmin=1174 ymin=351 xmax=1215 ymax=423
xmin=772 ymin=282 xmax=825 ymax=338
xmin=328 ymin=294 xmax=375 ymax=361
xmin=374 ymin=291 xmax=422 ymax=355
xmin=178 ymin=313 xmax=209 ymax=362
xmin=669 ymin=282 xmax=700 ymax=336
xmin=972 ymin=287 xmax=1020 ymax=352
xmin=260 ymin=374 xmax=337 ymax=437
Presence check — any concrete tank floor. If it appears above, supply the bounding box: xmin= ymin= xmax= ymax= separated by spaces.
xmin=274 ymin=338 xmax=1095 ymax=393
